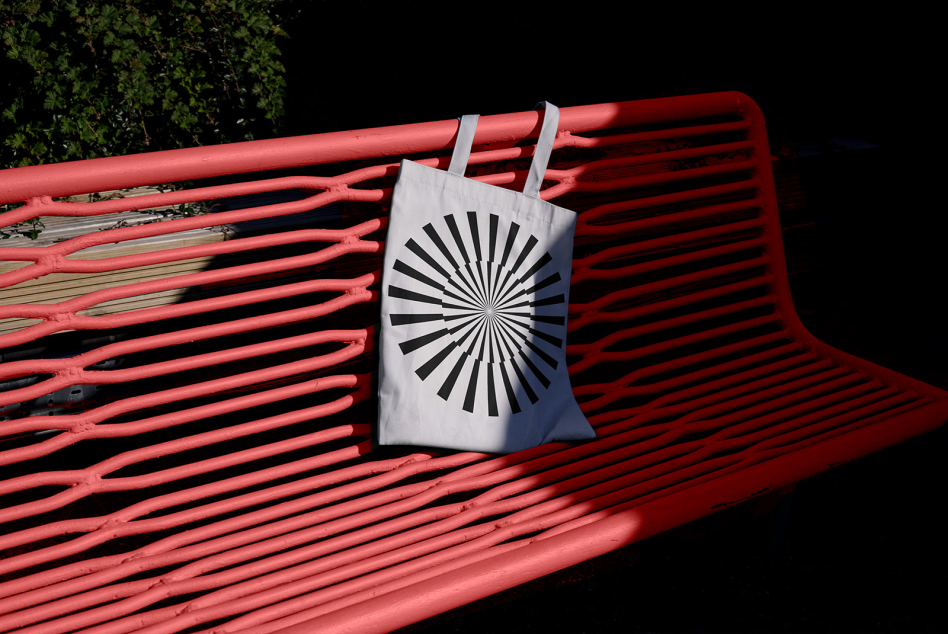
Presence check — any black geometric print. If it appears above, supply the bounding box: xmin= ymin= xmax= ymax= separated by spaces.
xmin=387 ymin=211 xmax=568 ymax=416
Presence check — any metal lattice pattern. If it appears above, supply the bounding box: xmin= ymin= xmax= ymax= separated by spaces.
xmin=0 ymin=94 xmax=945 ymax=634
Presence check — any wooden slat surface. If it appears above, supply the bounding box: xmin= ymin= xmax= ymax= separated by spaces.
xmin=0 ymin=187 xmax=338 ymax=337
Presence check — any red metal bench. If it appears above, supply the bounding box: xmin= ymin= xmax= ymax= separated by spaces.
xmin=1 ymin=92 xmax=945 ymax=634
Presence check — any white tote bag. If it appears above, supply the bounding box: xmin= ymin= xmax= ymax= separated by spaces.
xmin=378 ymin=103 xmax=596 ymax=453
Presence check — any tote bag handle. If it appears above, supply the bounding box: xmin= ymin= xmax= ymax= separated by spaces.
xmin=448 ymin=102 xmax=561 ymax=199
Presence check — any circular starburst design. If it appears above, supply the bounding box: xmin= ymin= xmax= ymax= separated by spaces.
xmin=386 ymin=211 xmax=568 ymax=416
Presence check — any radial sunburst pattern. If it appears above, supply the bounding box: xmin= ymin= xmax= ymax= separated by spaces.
xmin=387 ymin=211 xmax=568 ymax=416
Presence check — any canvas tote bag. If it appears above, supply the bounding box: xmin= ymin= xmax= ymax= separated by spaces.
xmin=378 ymin=103 xmax=596 ymax=453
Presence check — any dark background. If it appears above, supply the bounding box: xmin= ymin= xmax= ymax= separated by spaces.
xmin=269 ymin=6 xmax=944 ymax=633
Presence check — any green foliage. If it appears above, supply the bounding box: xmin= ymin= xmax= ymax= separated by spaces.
xmin=0 ymin=0 xmax=294 ymax=170
xmin=0 ymin=205 xmax=43 ymax=239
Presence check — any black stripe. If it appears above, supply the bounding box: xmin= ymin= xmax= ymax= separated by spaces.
xmin=463 ymin=359 xmax=479 ymax=413
xmin=508 ymin=235 xmax=538 ymax=275
xmin=497 ymin=268 xmax=559 ymax=306
xmin=524 ymin=271 xmax=561 ymax=295
xmin=519 ymin=350 xmax=551 ymax=389
xmin=495 ymin=314 xmax=527 ymax=342
xmin=489 ymin=214 xmax=499 ymax=262
xmin=528 ymin=325 xmax=563 ymax=349
xmin=391 ymin=313 xmax=443 ymax=326
xmin=444 ymin=311 xmax=478 ymax=322
xmin=500 ymin=222 xmax=520 ymax=267
xmin=455 ymin=315 xmax=485 ymax=345
xmin=494 ymin=320 xmax=519 ymax=359
xmin=448 ymin=315 xmax=481 ymax=335
xmin=442 ymin=287 xmax=481 ymax=309
xmin=406 ymin=239 xmax=450 ymax=280
xmin=416 ymin=342 xmax=457 ymax=380
xmin=519 ymin=252 xmax=552 ymax=284
xmin=475 ymin=261 xmax=488 ymax=301
xmin=494 ymin=269 xmax=516 ymax=306
xmin=492 ymin=262 xmax=505 ymax=304
xmin=443 ymin=301 xmax=484 ymax=311
xmin=497 ymin=299 xmax=530 ymax=310
xmin=495 ymin=286 xmax=525 ymax=306
xmin=530 ymin=313 xmax=566 ymax=325
xmin=399 ymin=328 xmax=450 ymax=354
xmin=495 ymin=257 xmax=555 ymax=305
xmin=530 ymin=294 xmax=566 ymax=308
xmin=487 ymin=364 xmax=498 ymax=416
xmin=389 ymin=285 xmax=441 ymax=306
xmin=493 ymin=316 xmax=524 ymax=353
xmin=510 ymin=359 xmax=539 ymax=404
xmin=492 ymin=236 xmax=539 ymax=301
xmin=444 ymin=214 xmax=470 ymax=264
xmin=493 ymin=222 xmax=520 ymax=303
xmin=495 ymin=311 xmax=534 ymax=322
xmin=524 ymin=339 xmax=558 ymax=369
xmin=487 ymin=317 xmax=496 ymax=363
xmin=464 ymin=263 xmax=489 ymax=306
xmin=424 ymin=223 xmax=460 ymax=270
xmin=477 ymin=320 xmax=488 ymax=359
xmin=467 ymin=319 xmax=487 ymax=356
xmin=497 ymin=312 xmax=566 ymax=326
xmin=467 ymin=211 xmax=482 ymax=261
xmin=497 ymin=313 xmax=564 ymax=348
xmin=393 ymin=259 xmax=444 ymax=291
xmin=499 ymin=362 xmax=521 ymax=414
xmin=438 ymin=353 xmax=467 ymax=400
xmin=446 ymin=278 xmax=483 ymax=307
xmin=453 ymin=266 xmax=485 ymax=306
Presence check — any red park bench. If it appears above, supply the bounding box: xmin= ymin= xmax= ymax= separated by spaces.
xmin=0 ymin=92 xmax=945 ymax=633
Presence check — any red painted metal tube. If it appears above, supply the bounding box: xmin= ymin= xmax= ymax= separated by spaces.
xmin=570 ymin=314 xmax=782 ymax=377
xmin=592 ymin=352 xmax=827 ymax=423
xmin=0 ymin=449 xmax=428 ymax=586
xmin=0 ymin=93 xmax=748 ymax=202
xmin=567 ymin=274 xmax=775 ymax=333
xmin=542 ymin=158 xmax=759 ymax=200
xmin=569 ymin=256 xmax=771 ymax=316
xmin=591 ymin=356 xmax=831 ymax=434
xmin=219 ymin=394 xmax=915 ymax=634
xmin=545 ymin=139 xmax=756 ymax=180
xmin=535 ymin=395 xmax=931 ymax=550
xmin=4 ymin=367 xmax=887 ymax=631
xmin=575 ymin=179 xmax=759 ymax=230
xmin=163 ymin=396 xmax=920 ymax=632
xmin=1 ymin=93 xmax=945 ymax=634
xmin=0 ymin=329 xmax=369 ymax=449
xmin=572 ymin=224 xmax=767 ymax=279
xmin=576 ymin=330 xmax=793 ymax=413
xmin=0 ymin=254 xmax=378 ymax=341
xmin=264 ymin=400 xmax=947 ymax=634
xmin=566 ymin=296 xmax=774 ymax=357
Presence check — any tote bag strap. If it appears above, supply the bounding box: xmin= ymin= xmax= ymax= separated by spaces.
xmin=448 ymin=114 xmax=479 ymax=176
xmin=522 ymin=102 xmax=560 ymax=198
xmin=447 ymin=102 xmax=560 ymax=197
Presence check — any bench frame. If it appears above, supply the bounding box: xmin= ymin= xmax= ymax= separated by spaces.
xmin=1 ymin=92 xmax=946 ymax=634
